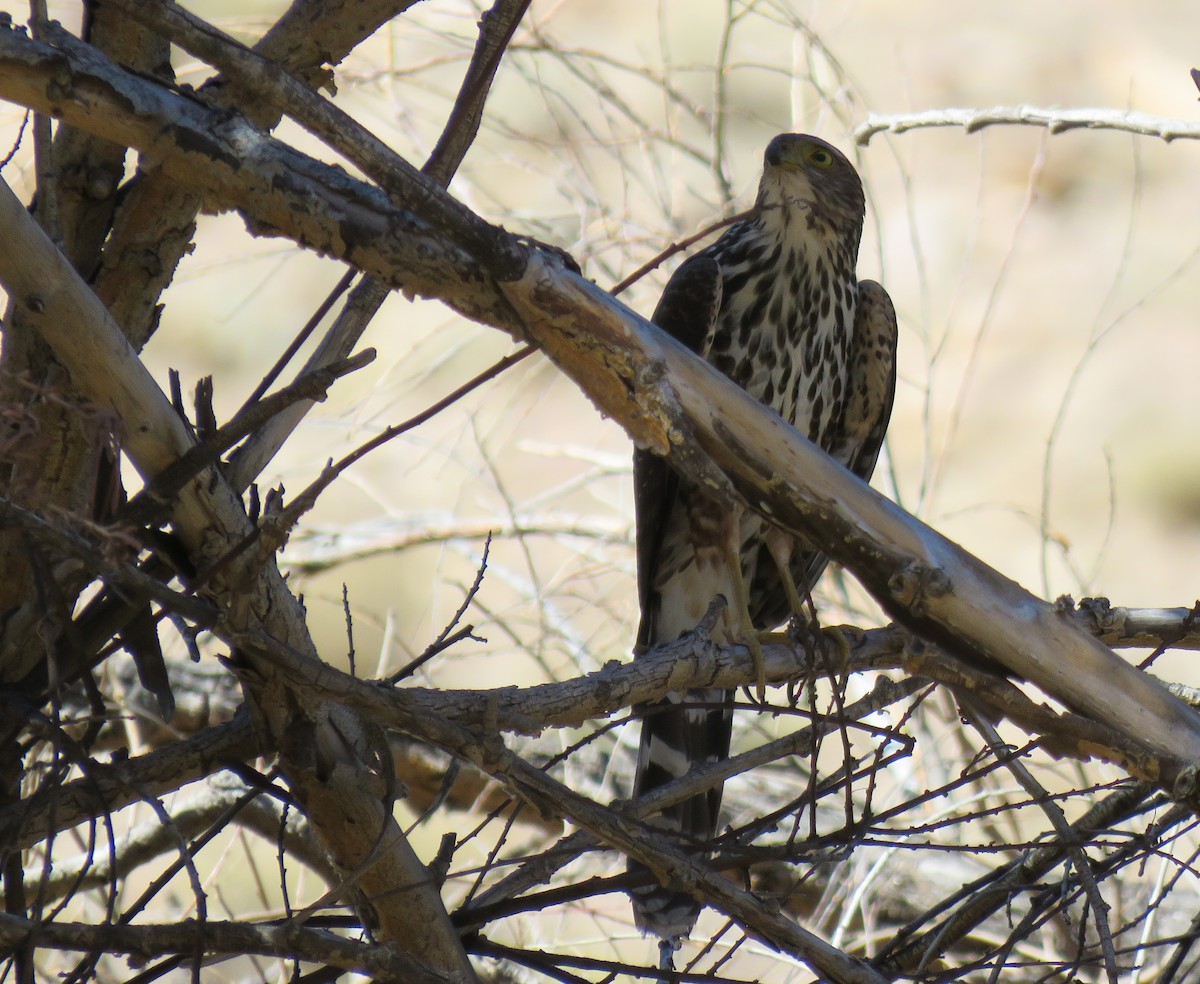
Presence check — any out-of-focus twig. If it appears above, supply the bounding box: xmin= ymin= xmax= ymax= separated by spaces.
xmin=855 ymin=105 xmax=1200 ymax=146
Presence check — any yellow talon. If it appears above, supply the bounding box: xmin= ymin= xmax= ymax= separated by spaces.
xmin=722 ymin=532 xmax=768 ymax=702
xmin=821 ymin=624 xmax=861 ymax=669
xmin=747 ymin=631 xmax=766 ymax=704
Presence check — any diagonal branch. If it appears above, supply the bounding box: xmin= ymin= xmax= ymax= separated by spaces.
xmin=423 ymin=0 xmax=532 ymax=186
xmin=494 ymin=252 xmax=1200 ymax=764
xmin=100 ymin=0 xmax=518 ymax=270
xmin=875 ymin=781 xmax=1161 ymax=974
xmin=0 ymin=24 xmax=519 ymax=324
xmin=100 ymin=0 xmax=421 ymax=352
xmin=226 ymin=0 xmax=534 ymax=484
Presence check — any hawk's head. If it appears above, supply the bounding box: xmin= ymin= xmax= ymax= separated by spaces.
xmin=757 ymin=133 xmax=865 ymax=246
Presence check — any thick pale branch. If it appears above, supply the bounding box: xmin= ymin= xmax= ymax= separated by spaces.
xmin=496 ymin=253 xmax=1200 ymax=763
xmin=103 ymin=0 xmax=516 ymax=270
xmin=5 ymin=597 xmax=1188 ymax=861
xmin=854 ymin=105 xmax=1200 ymax=145
xmin=98 ymin=0 xmax=417 ymax=350
xmin=1068 ymin=599 xmax=1200 ymax=651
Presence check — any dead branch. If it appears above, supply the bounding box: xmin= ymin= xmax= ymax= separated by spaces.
xmin=10 ymin=771 xmax=331 ymax=905
xmin=0 ymin=911 xmax=461 ymax=983
xmin=0 ymin=715 xmax=259 ymax=854
xmin=854 ymin=105 xmax=1200 ymax=145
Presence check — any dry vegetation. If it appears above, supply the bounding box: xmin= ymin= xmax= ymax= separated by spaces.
xmin=2 ymin=2 xmax=1200 ymax=982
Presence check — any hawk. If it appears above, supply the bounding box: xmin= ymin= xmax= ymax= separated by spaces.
xmin=630 ymin=133 xmax=898 ymax=942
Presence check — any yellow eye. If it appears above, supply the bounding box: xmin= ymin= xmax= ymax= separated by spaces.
xmin=806 ymin=148 xmax=834 ymax=168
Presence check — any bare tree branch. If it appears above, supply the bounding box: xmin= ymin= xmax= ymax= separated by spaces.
xmin=100 ymin=0 xmax=421 ymax=351
xmin=0 ymin=118 xmax=478 ymax=984
xmin=855 ymin=105 xmax=1200 ymax=145
xmin=876 ymin=780 xmax=1160 ymax=974
xmin=0 ymin=716 xmax=260 ymax=854
xmin=0 ymin=24 xmax=518 ymax=325
xmin=12 ymin=771 xmax=331 ymax=904
xmin=0 ymin=911 xmax=462 ymax=983
xmin=423 ymin=0 xmax=532 ymax=186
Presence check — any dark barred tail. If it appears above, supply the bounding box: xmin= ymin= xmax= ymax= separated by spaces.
xmin=628 ymin=687 xmax=733 ymax=939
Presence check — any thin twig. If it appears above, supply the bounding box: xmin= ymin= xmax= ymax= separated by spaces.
xmin=389 ymin=534 xmax=492 ymax=683
xmin=855 ymin=105 xmax=1200 ymax=146
xmin=610 ymin=207 xmax=757 ymax=295
xmin=197 ymin=349 xmax=535 ymax=592
xmin=238 ymin=268 xmax=356 ymax=411
xmin=963 ymin=705 xmax=1119 ymax=984
xmin=120 ymin=349 xmax=375 ymax=528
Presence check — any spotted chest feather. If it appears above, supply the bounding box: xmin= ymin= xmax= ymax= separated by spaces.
xmin=704 ymin=220 xmax=859 ymax=450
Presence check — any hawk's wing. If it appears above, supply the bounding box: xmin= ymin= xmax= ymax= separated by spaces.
xmin=831 ymin=279 xmax=898 ymax=482
xmin=634 ymin=253 xmax=722 ymax=650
